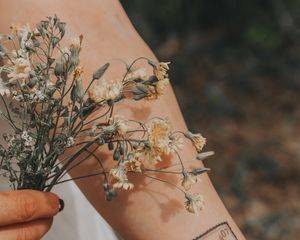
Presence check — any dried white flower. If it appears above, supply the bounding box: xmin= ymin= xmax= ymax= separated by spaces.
xmin=147 ymin=118 xmax=172 ymax=154
xmin=181 ymin=170 xmax=198 ymax=191
xmin=110 ymin=162 xmax=127 ymax=181
xmin=153 ymin=62 xmax=170 ymax=81
xmin=113 ymin=179 xmax=134 ymax=190
xmin=89 ymin=79 xmax=123 ymax=102
xmin=111 ymin=115 xmax=128 ymax=137
xmin=184 ymin=131 xmax=206 ymax=153
xmin=0 ymin=80 xmax=10 ymax=96
xmin=134 ymin=142 xmax=162 ymax=167
xmin=185 ymin=193 xmax=205 ymax=214
xmin=21 ymin=131 xmax=34 ymax=147
xmin=124 ymin=154 xmax=142 ymax=173
xmin=168 ymin=133 xmax=184 ymax=154
xmin=66 ymin=137 xmax=75 ymax=147
xmin=34 ymin=90 xmax=45 ymax=101
xmin=124 ymin=68 xmax=147 ymax=82
xmin=69 ymin=36 xmax=82 ymax=50
xmin=7 ymin=57 xmax=31 ymax=83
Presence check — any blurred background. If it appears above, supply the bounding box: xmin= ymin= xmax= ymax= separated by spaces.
xmin=121 ymin=1 xmax=300 ymax=239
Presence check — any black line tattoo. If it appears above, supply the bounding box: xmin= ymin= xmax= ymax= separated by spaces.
xmin=193 ymin=221 xmax=238 ymax=240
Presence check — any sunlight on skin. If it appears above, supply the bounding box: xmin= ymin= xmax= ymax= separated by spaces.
xmin=0 ymin=0 xmax=246 ymax=239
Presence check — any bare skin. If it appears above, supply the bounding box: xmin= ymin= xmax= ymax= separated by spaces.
xmin=0 ymin=190 xmax=60 ymax=240
xmin=0 ymin=0 xmax=246 ymax=239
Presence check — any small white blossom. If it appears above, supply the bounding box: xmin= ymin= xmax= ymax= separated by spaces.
xmin=147 ymin=118 xmax=172 ymax=154
xmin=34 ymin=90 xmax=46 ymax=101
xmin=66 ymin=137 xmax=75 ymax=147
xmin=69 ymin=36 xmax=82 ymax=50
xmin=112 ymin=115 xmax=128 ymax=137
xmin=185 ymin=193 xmax=205 ymax=214
xmin=181 ymin=170 xmax=198 ymax=191
xmin=124 ymin=68 xmax=147 ymax=82
xmin=153 ymin=62 xmax=170 ymax=81
xmin=21 ymin=131 xmax=34 ymax=147
xmin=124 ymin=154 xmax=142 ymax=173
xmin=184 ymin=131 xmax=206 ymax=153
xmin=0 ymin=80 xmax=10 ymax=96
xmin=110 ymin=162 xmax=127 ymax=181
xmin=134 ymin=142 xmax=162 ymax=167
xmin=102 ymin=115 xmax=129 ymax=138
xmin=113 ymin=179 xmax=134 ymax=190
xmin=7 ymin=57 xmax=31 ymax=83
xmin=168 ymin=133 xmax=184 ymax=154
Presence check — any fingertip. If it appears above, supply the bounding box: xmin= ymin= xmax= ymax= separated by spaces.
xmin=59 ymin=198 xmax=65 ymax=212
xmin=43 ymin=192 xmax=61 ymax=214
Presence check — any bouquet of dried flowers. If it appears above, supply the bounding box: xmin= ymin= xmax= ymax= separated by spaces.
xmin=0 ymin=15 xmax=214 ymax=214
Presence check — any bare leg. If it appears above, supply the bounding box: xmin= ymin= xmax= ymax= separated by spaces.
xmin=0 ymin=1 xmax=246 ymax=239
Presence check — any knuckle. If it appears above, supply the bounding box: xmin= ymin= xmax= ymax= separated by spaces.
xmin=16 ymin=192 xmax=37 ymax=222
xmin=17 ymin=226 xmax=37 ymax=240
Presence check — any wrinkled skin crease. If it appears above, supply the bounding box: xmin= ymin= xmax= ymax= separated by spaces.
xmin=0 ymin=0 xmax=246 ymax=239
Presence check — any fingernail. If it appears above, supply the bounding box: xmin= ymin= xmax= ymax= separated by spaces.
xmin=59 ymin=198 xmax=65 ymax=212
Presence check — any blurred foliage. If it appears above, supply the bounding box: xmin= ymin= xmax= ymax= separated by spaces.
xmin=122 ymin=1 xmax=300 ymax=240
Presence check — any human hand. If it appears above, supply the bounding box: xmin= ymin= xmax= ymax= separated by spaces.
xmin=0 ymin=190 xmax=62 ymax=240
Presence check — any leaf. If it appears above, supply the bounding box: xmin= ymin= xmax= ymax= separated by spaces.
xmin=192 ymin=168 xmax=210 ymax=175
xmin=0 ymin=44 xmax=8 ymax=55
xmin=92 ymin=63 xmax=110 ymax=80
xmin=196 ymin=151 xmax=215 ymax=161
xmin=70 ymin=85 xmax=76 ymax=102
xmin=75 ymin=79 xmax=84 ymax=100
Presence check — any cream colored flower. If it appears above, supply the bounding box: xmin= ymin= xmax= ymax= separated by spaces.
xmin=153 ymin=62 xmax=170 ymax=81
xmin=147 ymin=118 xmax=172 ymax=154
xmin=168 ymin=133 xmax=184 ymax=154
xmin=113 ymin=115 xmax=128 ymax=137
xmin=134 ymin=142 xmax=162 ymax=167
xmin=110 ymin=161 xmax=134 ymax=190
xmin=69 ymin=36 xmax=82 ymax=50
xmin=113 ymin=179 xmax=134 ymax=190
xmin=89 ymin=79 xmax=123 ymax=102
xmin=185 ymin=193 xmax=205 ymax=214
xmin=11 ymin=24 xmax=34 ymax=49
xmin=124 ymin=154 xmax=142 ymax=172
xmin=73 ymin=66 xmax=83 ymax=79
xmin=145 ymin=78 xmax=169 ymax=101
xmin=134 ymin=118 xmax=178 ymax=166
xmin=184 ymin=131 xmax=206 ymax=152
xmin=66 ymin=136 xmax=75 ymax=147
xmin=109 ymin=162 xmax=127 ymax=181
xmin=181 ymin=170 xmax=198 ymax=191
xmin=7 ymin=57 xmax=31 ymax=83
xmin=21 ymin=130 xmax=34 ymax=147
xmin=103 ymin=115 xmax=129 ymax=138
xmin=124 ymin=68 xmax=147 ymax=82
xmin=156 ymin=78 xmax=169 ymax=94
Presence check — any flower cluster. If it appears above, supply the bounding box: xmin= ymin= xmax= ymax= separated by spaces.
xmin=0 ymin=15 xmax=214 ymax=215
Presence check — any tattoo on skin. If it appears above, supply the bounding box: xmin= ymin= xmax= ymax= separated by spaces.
xmin=193 ymin=222 xmax=238 ymax=240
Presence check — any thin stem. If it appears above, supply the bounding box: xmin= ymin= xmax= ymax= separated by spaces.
xmin=44 ymin=171 xmax=105 ymax=187
xmin=0 ymin=95 xmax=18 ymax=130
xmin=142 ymin=173 xmax=186 ymax=194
